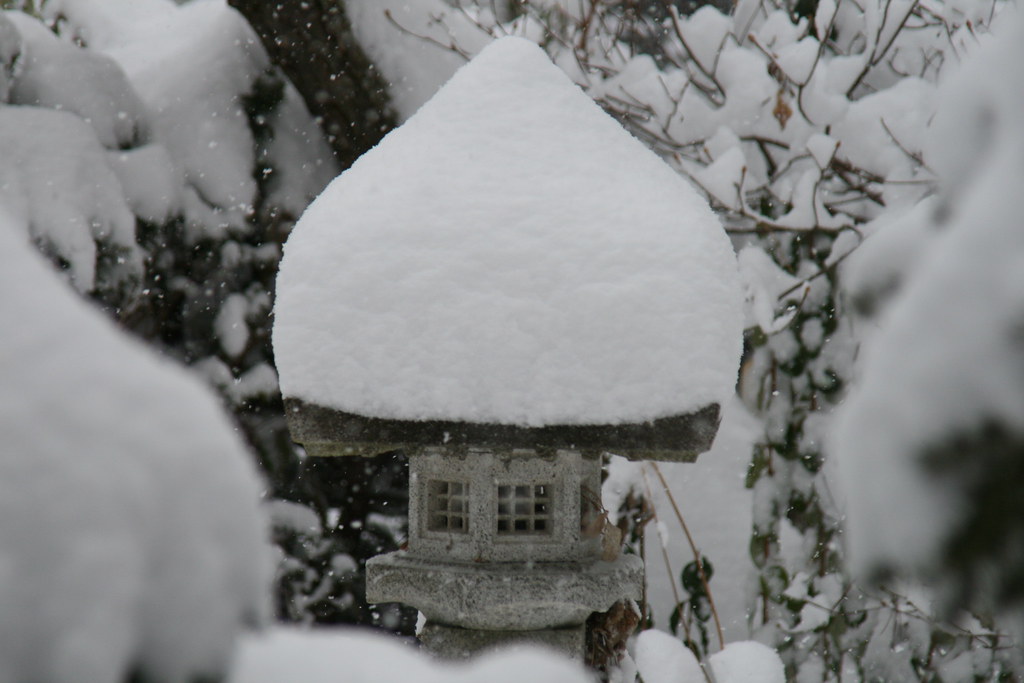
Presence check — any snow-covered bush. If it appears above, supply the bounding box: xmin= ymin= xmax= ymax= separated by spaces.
xmin=0 ymin=208 xmax=270 ymax=682
xmin=0 ymin=0 xmax=334 ymax=488
xmin=0 ymin=0 xmax=400 ymax=630
xmin=835 ymin=5 xmax=1024 ymax=634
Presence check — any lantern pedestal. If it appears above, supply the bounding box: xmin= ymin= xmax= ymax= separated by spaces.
xmin=366 ymin=552 xmax=643 ymax=631
xmin=418 ymin=622 xmax=588 ymax=660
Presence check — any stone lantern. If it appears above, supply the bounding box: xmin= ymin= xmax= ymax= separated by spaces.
xmin=272 ymin=38 xmax=743 ymax=660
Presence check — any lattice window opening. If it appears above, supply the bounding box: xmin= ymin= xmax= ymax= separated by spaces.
xmin=426 ymin=480 xmax=469 ymax=533
xmin=496 ymin=483 xmax=553 ymax=534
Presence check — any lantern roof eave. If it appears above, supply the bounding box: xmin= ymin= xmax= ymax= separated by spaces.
xmin=283 ymin=397 xmax=720 ymax=462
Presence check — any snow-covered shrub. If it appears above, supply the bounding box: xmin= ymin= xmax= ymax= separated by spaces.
xmin=0 ymin=208 xmax=270 ymax=682
xmin=0 ymin=0 xmax=332 ymax=443
xmin=0 ymin=0 xmax=400 ymax=630
xmin=835 ymin=5 xmax=1024 ymax=637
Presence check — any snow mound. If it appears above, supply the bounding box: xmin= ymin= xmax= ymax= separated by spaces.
xmin=274 ymin=36 xmax=742 ymax=427
xmin=0 ymin=211 xmax=271 ymax=683
xmin=709 ymin=641 xmax=786 ymax=683
xmin=633 ymin=633 xmax=784 ymax=683
xmin=634 ymin=629 xmax=704 ymax=682
xmin=229 ymin=627 xmax=591 ymax=683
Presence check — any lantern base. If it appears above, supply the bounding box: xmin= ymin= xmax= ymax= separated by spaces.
xmin=418 ymin=621 xmax=586 ymax=660
xmin=366 ymin=551 xmax=643 ymax=631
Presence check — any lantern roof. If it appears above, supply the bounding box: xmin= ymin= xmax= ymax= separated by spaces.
xmin=283 ymin=397 xmax=720 ymax=460
xmin=273 ymin=37 xmax=742 ymax=457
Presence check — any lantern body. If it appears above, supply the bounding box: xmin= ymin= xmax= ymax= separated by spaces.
xmin=272 ymin=35 xmax=744 ymax=660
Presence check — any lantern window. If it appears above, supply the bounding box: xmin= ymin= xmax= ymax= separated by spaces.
xmin=427 ymin=480 xmax=469 ymax=533
xmin=496 ymin=483 xmax=552 ymax=534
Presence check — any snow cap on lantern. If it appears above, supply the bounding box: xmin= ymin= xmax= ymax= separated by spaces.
xmin=273 ymin=36 xmax=743 ymax=460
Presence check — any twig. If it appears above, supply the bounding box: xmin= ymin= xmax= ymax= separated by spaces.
xmin=639 ymin=468 xmax=716 ymax=683
xmin=846 ymin=0 xmax=921 ymax=97
xmin=639 ymin=471 xmax=685 ymax=617
xmin=775 ymin=233 xmax=862 ymax=300
xmin=649 ymin=462 xmax=725 ymax=652
xmin=453 ymin=1 xmax=507 ymax=39
xmin=664 ymin=2 xmax=727 ymax=106
xmin=577 ymin=0 xmax=598 ymax=55
xmin=384 ymin=9 xmax=471 ymax=60
xmin=879 ymin=117 xmax=928 ymax=169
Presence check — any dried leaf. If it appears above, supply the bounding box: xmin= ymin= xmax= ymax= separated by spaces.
xmin=601 ymin=522 xmax=623 ymax=561
xmin=773 ymin=90 xmax=793 ymax=129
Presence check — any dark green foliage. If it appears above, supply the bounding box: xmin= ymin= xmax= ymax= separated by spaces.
xmin=274 ymin=453 xmax=416 ymax=631
xmin=679 ymin=556 xmax=715 ymax=656
xmin=922 ymin=422 xmax=1024 ymax=617
xmin=227 ymin=0 xmax=397 ymax=169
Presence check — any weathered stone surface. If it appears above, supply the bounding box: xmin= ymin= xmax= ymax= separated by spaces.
xmin=408 ymin=449 xmax=602 ymax=563
xmin=418 ymin=622 xmax=586 ymax=660
xmin=283 ymin=397 xmax=720 ymax=461
xmin=366 ymin=552 xmax=644 ymax=631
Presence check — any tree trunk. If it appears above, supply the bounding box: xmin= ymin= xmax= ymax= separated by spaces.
xmin=228 ymin=0 xmax=396 ymax=168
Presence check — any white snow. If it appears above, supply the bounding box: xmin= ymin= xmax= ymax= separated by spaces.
xmin=0 ymin=14 xmax=18 ymax=101
xmin=104 ymin=1 xmax=262 ymax=237
xmin=633 ymin=629 xmax=705 ymax=683
xmin=829 ymin=76 xmax=934 ymax=182
xmin=1 ymin=1 xmax=332 ymax=294
xmin=738 ymin=246 xmax=802 ymax=335
xmin=603 ymin=397 xmax=760 ymax=640
xmin=832 ymin=7 xmax=1024 ymax=575
xmin=30 ymin=0 xmax=179 ymax=49
xmin=695 ymin=147 xmax=747 ymax=211
xmin=4 ymin=10 xmax=147 ymax=149
xmin=274 ymin=36 xmax=743 ymax=427
xmin=266 ymin=500 xmax=322 ymax=537
xmin=216 ymin=292 xmax=251 ymax=359
xmin=805 ymin=133 xmax=838 ymax=170
xmin=346 ymin=0 xmax=494 ymax=121
xmin=680 ymin=7 xmax=733 ymax=75
xmin=709 ymin=640 xmax=786 ymax=683
xmin=840 ymin=197 xmax=939 ymax=316
xmin=632 ymin=631 xmax=784 ymax=683
xmin=0 ymin=105 xmax=141 ymax=293
xmin=776 ymin=37 xmax=820 ymax=84
xmin=105 ymin=144 xmax=183 ymax=224
xmin=37 ymin=0 xmax=335 ymax=241
xmin=228 ymin=627 xmax=591 ymax=683
xmin=0 ymin=209 xmax=271 ymax=683
xmin=230 ymin=363 xmax=281 ymax=402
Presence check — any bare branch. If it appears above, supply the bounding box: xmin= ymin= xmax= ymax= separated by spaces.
xmin=384 ymin=8 xmax=472 ymax=60
xmin=649 ymin=462 xmax=726 ymax=655
xmin=846 ymin=0 xmax=922 ymax=97
xmin=664 ymin=2 xmax=727 ymax=106
xmin=879 ymin=117 xmax=929 ymax=169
